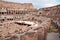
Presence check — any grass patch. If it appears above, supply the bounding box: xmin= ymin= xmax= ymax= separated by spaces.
xmin=49 ymin=24 xmax=58 ymax=32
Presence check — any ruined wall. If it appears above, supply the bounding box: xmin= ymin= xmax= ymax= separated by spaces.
xmin=0 ymin=1 xmax=38 ymax=23
xmin=38 ymin=5 xmax=60 ymax=26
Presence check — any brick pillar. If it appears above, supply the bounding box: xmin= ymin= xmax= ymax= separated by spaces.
xmin=20 ymin=32 xmax=38 ymax=40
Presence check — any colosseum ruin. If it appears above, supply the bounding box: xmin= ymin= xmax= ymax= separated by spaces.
xmin=0 ymin=1 xmax=59 ymax=40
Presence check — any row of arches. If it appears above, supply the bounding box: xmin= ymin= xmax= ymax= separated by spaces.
xmin=0 ymin=10 xmax=30 ymax=15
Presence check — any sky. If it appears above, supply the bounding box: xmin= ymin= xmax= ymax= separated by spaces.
xmin=3 ymin=0 xmax=60 ymax=8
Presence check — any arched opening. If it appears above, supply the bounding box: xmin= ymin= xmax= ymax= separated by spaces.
xmin=39 ymin=12 xmax=41 ymax=14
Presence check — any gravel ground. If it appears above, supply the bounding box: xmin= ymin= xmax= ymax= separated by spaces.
xmin=47 ymin=33 xmax=59 ymax=40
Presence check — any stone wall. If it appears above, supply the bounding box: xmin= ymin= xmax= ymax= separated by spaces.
xmin=0 ymin=1 xmax=34 ymax=10
xmin=0 ymin=1 xmax=38 ymax=23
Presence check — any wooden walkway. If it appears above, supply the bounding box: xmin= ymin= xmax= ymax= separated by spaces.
xmin=47 ymin=33 xmax=59 ymax=40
